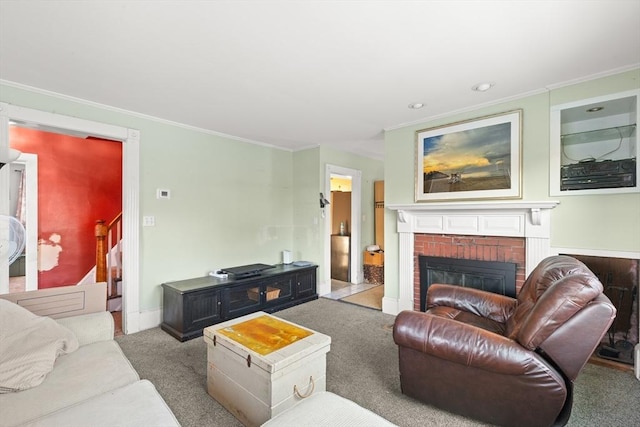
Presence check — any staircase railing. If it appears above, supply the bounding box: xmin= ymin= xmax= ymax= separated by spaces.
xmin=95 ymin=213 xmax=122 ymax=300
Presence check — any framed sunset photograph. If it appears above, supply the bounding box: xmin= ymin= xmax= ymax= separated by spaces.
xmin=415 ymin=110 xmax=522 ymax=202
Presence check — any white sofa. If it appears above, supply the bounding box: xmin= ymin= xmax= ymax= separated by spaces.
xmin=0 ymin=288 xmax=179 ymax=427
xmin=0 ymin=284 xmax=395 ymax=427
xmin=261 ymin=391 xmax=396 ymax=427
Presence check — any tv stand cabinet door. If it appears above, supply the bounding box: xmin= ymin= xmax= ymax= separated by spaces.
xmin=223 ymin=282 xmax=264 ymax=319
xmin=185 ymin=289 xmax=223 ymax=335
xmin=295 ymin=267 xmax=317 ymax=299
xmin=162 ymin=287 xmax=222 ymax=341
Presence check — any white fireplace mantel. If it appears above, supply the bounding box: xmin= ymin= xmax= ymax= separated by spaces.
xmin=386 ymin=200 xmax=559 ymax=313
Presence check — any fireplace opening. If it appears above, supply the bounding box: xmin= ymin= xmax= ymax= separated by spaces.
xmin=568 ymin=254 xmax=639 ymax=366
xmin=418 ymin=256 xmax=517 ymax=312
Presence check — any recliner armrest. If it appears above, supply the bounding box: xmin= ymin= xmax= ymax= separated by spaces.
xmin=538 ymin=294 xmax=616 ymax=381
xmin=427 ymin=283 xmax=517 ymax=323
xmin=393 ymin=310 xmax=549 ymax=376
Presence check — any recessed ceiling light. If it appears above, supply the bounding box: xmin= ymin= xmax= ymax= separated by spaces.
xmin=472 ymin=82 xmax=494 ymax=92
xmin=408 ymin=103 xmax=425 ymax=109
xmin=586 ymin=106 xmax=604 ymax=113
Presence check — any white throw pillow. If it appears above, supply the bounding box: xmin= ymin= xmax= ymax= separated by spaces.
xmin=0 ymin=299 xmax=79 ymax=393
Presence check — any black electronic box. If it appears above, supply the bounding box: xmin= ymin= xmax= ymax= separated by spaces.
xmin=561 ymin=158 xmax=636 ymax=191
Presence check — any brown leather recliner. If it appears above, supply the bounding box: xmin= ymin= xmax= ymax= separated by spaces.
xmin=393 ymin=255 xmax=616 ymax=427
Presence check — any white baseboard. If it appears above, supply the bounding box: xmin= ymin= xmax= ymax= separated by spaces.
xmin=138 ymin=308 xmax=163 ymax=332
xmin=635 ymin=344 xmax=640 ymax=381
xmin=317 ymin=279 xmax=331 ymax=297
xmin=123 ymin=307 xmax=162 ymax=335
xmin=382 ymin=296 xmax=399 ymax=316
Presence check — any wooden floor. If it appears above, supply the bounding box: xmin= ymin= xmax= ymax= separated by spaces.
xmin=588 ymin=354 xmax=634 ymax=373
xmin=112 ymin=311 xmax=124 ymax=337
xmin=9 ymin=276 xmax=26 ymax=293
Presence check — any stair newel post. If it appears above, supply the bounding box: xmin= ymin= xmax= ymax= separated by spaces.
xmin=95 ymin=220 xmax=108 ymax=285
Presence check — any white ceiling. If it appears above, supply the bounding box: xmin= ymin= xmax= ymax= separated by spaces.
xmin=1 ymin=1 xmax=639 ymax=160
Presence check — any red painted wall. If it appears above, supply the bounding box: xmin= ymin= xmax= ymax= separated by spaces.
xmin=10 ymin=127 xmax=122 ymax=288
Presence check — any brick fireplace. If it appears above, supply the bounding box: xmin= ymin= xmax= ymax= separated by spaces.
xmin=387 ymin=200 xmax=559 ymax=313
xmin=388 ymin=200 xmax=640 ymax=377
xmin=413 ymin=234 xmax=526 ymax=311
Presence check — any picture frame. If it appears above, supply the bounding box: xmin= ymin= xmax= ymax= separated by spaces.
xmin=415 ymin=110 xmax=522 ymax=202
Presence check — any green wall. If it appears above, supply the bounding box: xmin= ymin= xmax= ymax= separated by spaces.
xmin=6 ymin=69 xmax=633 ymax=312
xmin=319 ymin=145 xmax=384 ymax=253
xmin=292 ymin=147 xmax=322 ymax=272
xmin=1 ymin=82 xmax=382 ymax=312
xmin=292 ymin=146 xmax=384 ymax=287
xmin=383 ymin=69 xmax=640 ymax=300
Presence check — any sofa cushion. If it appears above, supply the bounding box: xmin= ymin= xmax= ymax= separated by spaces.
xmin=0 ymin=299 xmax=78 ymax=393
xmin=261 ymin=391 xmax=396 ymax=426
xmin=55 ymin=311 xmax=114 ymax=346
xmin=22 ymin=380 xmax=180 ymax=427
xmin=0 ymin=340 xmax=140 ymax=427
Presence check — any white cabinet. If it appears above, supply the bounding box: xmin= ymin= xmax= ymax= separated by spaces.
xmin=550 ymin=90 xmax=639 ymax=196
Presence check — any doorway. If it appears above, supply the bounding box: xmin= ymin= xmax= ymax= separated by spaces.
xmin=321 ymin=164 xmax=361 ymax=296
xmin=8 ymin=127 xmax=121 ymax=295
xmin=330 ymin=175 xmax=352 ymax=283
xmin=0 ymin=103 xmax=140 ymax=334
xmin=7 ymin=153 xmax=37 ymax=292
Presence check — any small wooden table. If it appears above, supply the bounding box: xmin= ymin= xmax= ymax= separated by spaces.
xmin=203 ymin=312 xmax=331 ymax=427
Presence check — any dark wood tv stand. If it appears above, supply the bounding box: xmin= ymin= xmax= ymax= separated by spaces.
xmin=161 ymin=264 xmax=318 ymax=341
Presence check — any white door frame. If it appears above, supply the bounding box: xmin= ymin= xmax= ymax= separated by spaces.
xmin=322 ymin=164 xmax=361 ymax=296
xmin=0 ymin=102 xmax=141 ymax=334
xmin=13 ymin=153 xmax=38 ymax=291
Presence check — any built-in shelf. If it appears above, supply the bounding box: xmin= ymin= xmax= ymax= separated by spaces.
xmin=550 ymin=89 xmax=640 ymax=196
xmin=561 ymin=124 xmax=636 ymax=146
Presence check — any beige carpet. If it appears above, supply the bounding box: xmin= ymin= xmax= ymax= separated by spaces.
xmin=340 ymin=285 xmax=383 ymax=309
xmin=116 ymin=298 xmax=640 ymax=427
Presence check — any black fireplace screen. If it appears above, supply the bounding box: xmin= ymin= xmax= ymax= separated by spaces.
xmin=568 ymin=254 xmax=638 ymax=365
xmin=419 ymin=256 xmax=517 ymax=312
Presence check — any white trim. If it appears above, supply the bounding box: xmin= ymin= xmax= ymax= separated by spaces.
xmin=122 ymin=128 xmax=140 ymax=334
xmin=0 ymin=114 xmax=11 ymax=289
xmin=0 ymin=79 xmax=281 ymax=151
xmin=397 ymin=231 xmax=414 ymax=313
xmin=544 ymin=64 xmax=640 ymax=90
xmin=138 ymin=307 xmax=163 ymax=332
xmin=0 ymin=102 xmax=141 ymax=334
xmin=14 ymin=153 xmax=38 ymax=291
xmin=551 ymin=247 xmax=640 ymax=260
xmin=3 ymin=103 xmax=128 ymax=141
xmin=385 ymin=64 xmax=640 ymax=133
xmin=549 ymin=89 xmax=640 ymax=197
xmin=381 ymin=295 xmax=399 ymax=315
xmin=387 ymin=200 xmax=560 ymax=212
xmin=385 ymin=89 xmax=547 ymax=133
xmin=323 ymin=164 xmax=362 ymax=295
xmin=386 ymin=201 xmax=560 ymax=315
xmin=635 ymin=344 xmax=640 ymax=381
